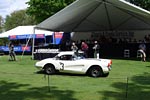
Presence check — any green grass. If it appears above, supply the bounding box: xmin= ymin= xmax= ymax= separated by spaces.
xmin=0 ymin=55 xmax=150 ymax=100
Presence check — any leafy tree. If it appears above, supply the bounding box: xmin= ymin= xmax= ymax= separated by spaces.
xmin=0 ymin=38 xmax=8 ymax=46
xmin=4 ymin=9 xmax=36 ymax=31
xmin=26 ymin=0 xmax=75 ymax=23
xmin=0 ymin=16 xmax=4 ymax=33
xmin=130 ymin=0 xmax=150 ymax=11
xmin=0 ymin=16 xmax=8 ymax=46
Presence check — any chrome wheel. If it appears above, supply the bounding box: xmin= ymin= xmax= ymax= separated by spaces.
xmin=44 ymin=65 xmax=55 ymax=75
xmin=89 ymin=66 xmax=102 ymax=77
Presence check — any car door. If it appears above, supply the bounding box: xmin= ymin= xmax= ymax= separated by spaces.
xmin=59 ymin=55 xmax=85 ymax=72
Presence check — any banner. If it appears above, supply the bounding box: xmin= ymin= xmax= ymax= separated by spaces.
xmin=0 ymin=46 xmax=31 ymax=52
xmin=9 ymin=34 xmax=45 ymax=40
xmin=53 ymin=32 xmax=64 ymax=44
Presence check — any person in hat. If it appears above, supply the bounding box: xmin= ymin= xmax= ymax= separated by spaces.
xmin=71 ymin=42 xmax=78 ymax=52
xmin=93 ymin=41 xmax=100 ymax=59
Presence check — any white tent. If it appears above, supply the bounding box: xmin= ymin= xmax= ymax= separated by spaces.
xmin=0 ymin=25 xmax=53 ymax=38
xmin=0 ymin=25 xmax=54 ymax=59
xmin=36 ymin=0 xmax=150 ymax=32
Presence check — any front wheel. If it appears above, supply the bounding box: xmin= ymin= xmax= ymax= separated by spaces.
xmin=88 ymin=66 xmax=103 ymax=77
xmin=44 ymin=64 xmax=56 ymax=75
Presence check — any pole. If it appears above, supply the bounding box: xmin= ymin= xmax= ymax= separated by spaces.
xmin=21 ymin=34 xmax=32 ymax=60
xmin=54 ymin=32 xmax=56 ymax=44
xmin=48 ymin=75 xmax=50 ymax=92
xmin=32 ymin=27 xmax=35 ymax=59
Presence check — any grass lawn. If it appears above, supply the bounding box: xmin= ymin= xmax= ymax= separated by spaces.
xmin=0 ymin=55 xmax=149 ymax=100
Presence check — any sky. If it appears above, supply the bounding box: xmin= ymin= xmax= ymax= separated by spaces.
xmin=0 ymin=0 xmax=29 ymax=18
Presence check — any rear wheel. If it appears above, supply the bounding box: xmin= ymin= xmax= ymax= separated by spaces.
xmin=88 ymin=66 xmax=103 ymax=77
xmin=44 ymin=64 xmax=56 ymax=75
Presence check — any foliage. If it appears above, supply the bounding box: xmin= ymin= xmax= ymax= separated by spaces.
xmin=0 ymin=16 xmax=7 ymax=46
xmin=0 ymin=56 xmax=149 ymax=100
xmin=130 ymin=0 xmax=150 ymax=10
xmin=0 ymin=16 xmax=4 ymax=33
xmin=0 ymin=38 xmax=8 ymax=46
xmin=26 ymin=0 xmax=75 ymax=23
xmin=4 ymin=10 xmax=36 ymax=31
xmin=0 ymin=16 xmax=2 ymax=32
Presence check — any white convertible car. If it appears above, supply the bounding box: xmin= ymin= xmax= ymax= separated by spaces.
xmin=35 ymin=51 xmax=112 ymax=77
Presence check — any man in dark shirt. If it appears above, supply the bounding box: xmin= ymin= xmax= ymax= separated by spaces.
xmin=9 ymin=42 xmax=16 ymax=61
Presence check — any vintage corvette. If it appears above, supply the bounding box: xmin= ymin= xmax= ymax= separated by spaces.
xmin=35 ymin=51 xmax=112 ymax=77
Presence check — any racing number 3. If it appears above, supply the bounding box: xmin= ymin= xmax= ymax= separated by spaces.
xmin=59 ymin=62 xmax=64 ymax=70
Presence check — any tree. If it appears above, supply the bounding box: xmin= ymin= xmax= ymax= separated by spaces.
xmin=130 ymin=0 xmax=150 ymax=11
xmin=26 ymin=0 xmax=75 ymax=23
xmin=0 ymin=16 xmax=8 ymax=46
xmin=0 ymin=16 xmax=4 ymax=33
xmin=4 ymin=9 xmax=36 ymax=31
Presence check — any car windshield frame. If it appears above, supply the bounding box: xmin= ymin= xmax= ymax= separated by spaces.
xmin=54 ymin=52 xmax=85 ymax=60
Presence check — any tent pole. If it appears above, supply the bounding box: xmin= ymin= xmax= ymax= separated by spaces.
xmin=21 ymin=34 xmax=32 ymax=59
xmin=32 ymin=27 xmax=35 ymax=59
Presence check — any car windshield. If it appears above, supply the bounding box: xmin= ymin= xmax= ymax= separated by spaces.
xmin=54 ymin=55 xmax=60 ymax=60
xmin=54 ymin=52 xmax=85 ymax=60
xmin=74 ymin=52 xmax=85 ymax=60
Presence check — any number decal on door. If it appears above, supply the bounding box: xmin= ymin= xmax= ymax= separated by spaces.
xmin=59 ymin=62 xmax=64 ymax=70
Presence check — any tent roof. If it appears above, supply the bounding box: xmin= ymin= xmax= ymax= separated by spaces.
xmin=36 ymin=0 xmax=150 ymax=32
xmin=0 ymin=26 xmax=53 ymax=38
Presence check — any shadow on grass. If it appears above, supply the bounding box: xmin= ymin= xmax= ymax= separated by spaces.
xmin=0 ymin=80 xmax=77 ymax=100
xmin=146 ymin=66 xmax=150 ymax=67
xmin=99 ymin=73 xmax=150 ymax=100
xmin=36 ymin=70 xmax=87 ymax=77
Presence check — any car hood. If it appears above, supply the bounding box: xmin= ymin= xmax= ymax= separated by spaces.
xmin=38 ymin=58 xmax=54 ymax=62
xmin=85 ymin=58 xmax=110 ymax=61
xmin=83 ymin=58 xmax=112 ymax=63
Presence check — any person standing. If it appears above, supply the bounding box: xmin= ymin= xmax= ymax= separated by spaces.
xmin=65 ymin=40 xmax=71 ymax=51
xmin=81 ymin=41 xmax=89 ymax=58
xmin=71 ymin=42 xmax=78 ymax=52
xmin=93 ymin=41 xmax=100 ymax=59
xmin=138 ymin=41 xmax=146 ymax=62
xmin=9 ymin=42 xmax=16 ymax=61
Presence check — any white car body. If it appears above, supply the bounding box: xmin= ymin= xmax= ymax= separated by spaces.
xmin=35 ymin=51 xmax=112 ymax=77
